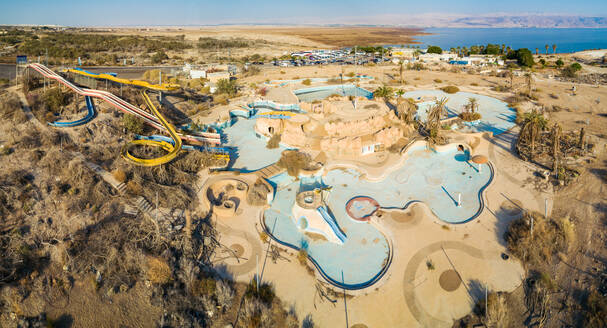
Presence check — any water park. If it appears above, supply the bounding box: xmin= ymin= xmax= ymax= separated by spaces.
xmin=19 ymin=62 xmax=551 ymax=327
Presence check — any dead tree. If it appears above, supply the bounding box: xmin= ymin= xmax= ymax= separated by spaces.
xmin=551 ymin=123 xmax=562 ymax=175
xmin=578 ymin=127 xmax=586 ymax=149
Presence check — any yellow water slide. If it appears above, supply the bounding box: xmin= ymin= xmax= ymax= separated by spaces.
xmin=121 ymin=90 xmax=182 ymax=166
xmin=65 ymin=68 xmax=180 ymax=91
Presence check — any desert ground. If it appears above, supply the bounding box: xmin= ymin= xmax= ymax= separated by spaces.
xmin=1 ymin=26 xmax=606 ymax=328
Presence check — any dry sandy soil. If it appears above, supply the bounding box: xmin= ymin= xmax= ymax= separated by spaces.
xmin=97 ymin=26 xmax=425 ymax=48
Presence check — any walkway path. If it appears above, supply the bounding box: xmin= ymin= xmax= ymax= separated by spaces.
xmin=254 ymin=163 xmax=286 ymax=179
xmin=402 ymin=241 xmax=485 ymax=327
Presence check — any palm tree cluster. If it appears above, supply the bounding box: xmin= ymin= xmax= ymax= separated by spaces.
xmin=396 ymin=96 xmax=417 ymax=124
xmin=518 ymin=109 xmax=549 ymax=160
xmin=425 ymin=98 xmax=449 ymax=146
xmin=459 ymin=97 xmax=482 ymax=121
xmin=373 ymin=85 xmax=394 ymax=102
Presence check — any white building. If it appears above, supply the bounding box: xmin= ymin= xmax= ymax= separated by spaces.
xmin=189 ymin=69 xmax=207 ymax=79
xmin=418 ymin=53 xmax=456 ymax=62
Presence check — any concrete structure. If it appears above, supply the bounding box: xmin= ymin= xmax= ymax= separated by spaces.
xmin=419 ymin=53 xmax=455 ymax=62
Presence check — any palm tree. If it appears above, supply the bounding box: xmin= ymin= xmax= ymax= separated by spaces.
xmin=501 ymin=44 xmax=506 ymax=54
xmin=398 ymin=60 xmax=405 ymax=84
xmin=545 ymin=44 xmax=549 ymax=55
xmin=426 ymin=97 xmax=449 ymax=142
xmin=466 ymin=97 xmax=479 ymax=113
xmin=552 ymin=44 xmax=557 ymax=54
xmin=519 ymin=109 xmax=548 ymax=159
xmin=506 ymin=70 xmax=514 ymax=90
xmin=396 ymin=96 xmax=417 ymax=124
xmin=525 ymin=72 xmax=533 ymax=96
xmin=373 ymin=85 xmax=394 ymax=104
xmin=535 ymin=48 xmax=539 ymax=55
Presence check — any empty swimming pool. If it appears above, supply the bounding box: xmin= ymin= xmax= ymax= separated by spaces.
xmin=263 ymin=141 xmax=493 ymax=289
xmin=294 ymin=85 xmax=373 ymax=102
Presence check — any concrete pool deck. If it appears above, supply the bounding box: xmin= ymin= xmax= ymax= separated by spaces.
xmin=198 ymin=130 xmax=552 ymax=327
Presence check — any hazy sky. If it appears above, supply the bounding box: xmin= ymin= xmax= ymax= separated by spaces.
xmin=2 ymin=0 xmax=607 ymax=26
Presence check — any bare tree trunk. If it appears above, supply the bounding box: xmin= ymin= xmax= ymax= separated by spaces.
xmin=552 ymin=124 xmax=561 ymax=174
xmin=185 ymin=210 xmax=192 ymax=239
xmin=578 ymin=127 xmax=585 ymax=149
xmin=531 ymin=128 xmax=536 ymax=159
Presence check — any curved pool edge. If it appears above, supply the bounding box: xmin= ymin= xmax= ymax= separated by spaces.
xmin=324 ymin=139 xmax=496 ymax=224
xmin=260 ymin=212 xmax=394 ymax=291
xmin=376 ymin=160 xmax=495 ymax=225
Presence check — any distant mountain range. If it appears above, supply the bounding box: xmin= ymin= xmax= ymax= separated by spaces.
xmin=445 ymin=15 xmax=607 ymax=28
xmin=296 ymin=14 xmax=607 ymax=28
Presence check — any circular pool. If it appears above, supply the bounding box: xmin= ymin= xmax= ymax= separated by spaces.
xmin=346 ymin=196 xmax=381 ymax=221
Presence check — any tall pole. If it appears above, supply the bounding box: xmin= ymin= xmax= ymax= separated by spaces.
xmin=485 ymin=285 xmax=488 ymax=319
xmin=159 ymin=71 xmax=163 ymax=102
xmin=530 ymin=216 xmax=534 ymax=236
xmin=342 ymin=270 xmax=349 ymax=328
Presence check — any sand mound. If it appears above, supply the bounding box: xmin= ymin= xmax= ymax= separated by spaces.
xmin=439 ymin=270 xmax=461 ymax=292
xmin=230 ymin=244 xmax=245 ymax=257
xmin=390 ymin=205 xmax=422 ymax=223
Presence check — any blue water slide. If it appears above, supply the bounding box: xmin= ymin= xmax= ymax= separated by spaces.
xmin=247 ymin=100 xmax=302 ymax=112
xmin=316 ymin=206 xmax=347 ymax=243
xmin=72 ymin=67 xmax=117 ymax=77
xmin=48 ymin=96 xmax=96 ymax=127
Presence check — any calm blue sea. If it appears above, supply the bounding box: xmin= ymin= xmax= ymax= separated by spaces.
xmin=395 ymin=28 xmax=607 ymax=53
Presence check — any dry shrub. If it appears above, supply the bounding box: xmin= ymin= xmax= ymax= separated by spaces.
xmin=459 ymin=112 xmax=482 ymax=121
xmin=112 ymin=168 xmax=127 ymax=183
xmin=147 ymin=256 xmax=172 ymax=284
xmin=297 ymin=249 xmax=308 ymax=266
xmin=266 ymin=134 xmax=281 ymax=149
xmin=441 ymin=86 xmax=460 ymax=94
xmin=125 ymin=151 xmax=212 ymax=209
xmin=68 ymin=213 xmax=158 ymax=288
xmin=0 ymin=93 xmax=27 ymax=124
xmin=51 ymin=158 xmax=113 ymax=214
xmin=214 ymin=93 xmax=229 ymax=105
xmin=584 ymin=290 xmax=607 ymax=327
xmin=504 ymin=211 xmax=568 ymax=266
xmin=191 ymin=277 xmax=216 ymax=297
xmin=277 ymin=150 xmax=317 ymax=177
xmin=126 ymin=180 xmax=143 ymax=195
xmin=247 ymin=179 xmax=270 ymax=206
xmin=216 ymin=280 xmax=234 ymax=311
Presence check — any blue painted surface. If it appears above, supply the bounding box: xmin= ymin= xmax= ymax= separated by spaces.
xmin=48 ymin=96 xmax=96 ymax=127
xmin=294 ymin=84 xmax=373 ymax=102
xmin=263 ymin=142 xmax=493 ymax=288
xmin=316 ymin=206 xmax=347 ymax=243
xmin=247 ymin=100 xmax=302 ymax=112
xmin=403 ymin=90 xmax=516 ymax=135
xmin=222 ymin=118 xmax=289 ymax=171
